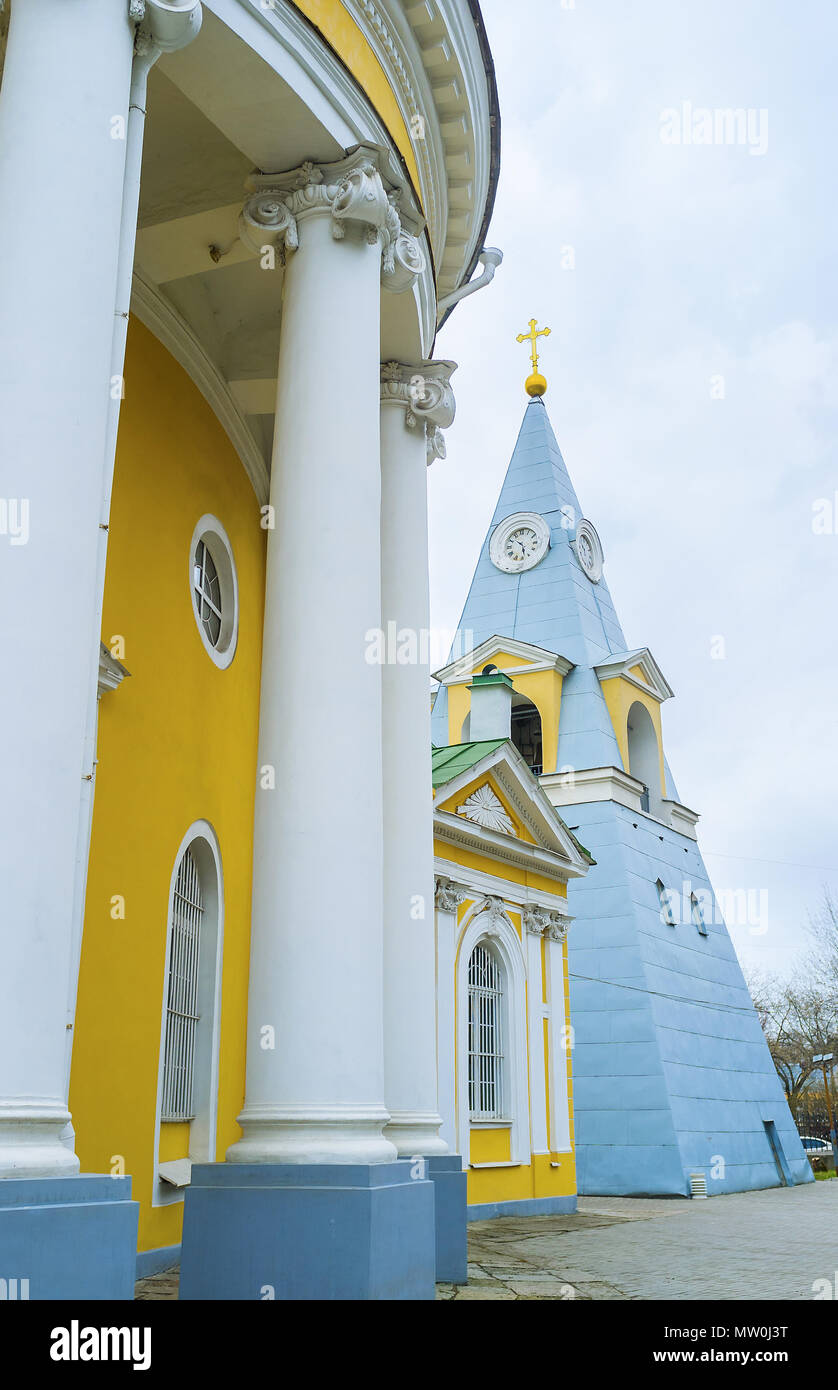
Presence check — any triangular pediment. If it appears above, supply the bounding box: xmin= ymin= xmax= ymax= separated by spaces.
xmin=433 ymin=740 xmax=592 ymax=877
xmin=594 ymin=648 xmax=674 ymax=703
xmin=434 ymin=634 xmax=574 ymax=686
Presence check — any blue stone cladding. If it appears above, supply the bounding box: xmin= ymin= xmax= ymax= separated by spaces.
xmin=436 ymin=397 xmax=812 ymax=1196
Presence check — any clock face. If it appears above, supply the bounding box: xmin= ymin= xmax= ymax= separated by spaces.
xmin=490 ymin=512 xmax=551 ymax=573
xmin=573 ymin=519 xmax=604 ymax=583
xmin=505 ymin=526 xmax=539 ymax=564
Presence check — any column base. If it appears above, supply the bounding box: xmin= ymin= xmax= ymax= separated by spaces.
xmin=425 ymin=1155 xmax=467 ymax=1283
xmin=0 ymin=1175 xmax=138 ymax=1299
xmin=179 ymin=1161 xmax=436 ymax=1301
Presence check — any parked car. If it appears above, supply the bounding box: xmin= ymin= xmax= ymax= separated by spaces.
xmin=800 ymin=1135 xmax=833 ymax=1153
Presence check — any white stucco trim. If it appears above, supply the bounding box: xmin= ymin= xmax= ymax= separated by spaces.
xmin=152 ymin=820 xmax=224 ymax=1207
xmin=455 ymin=900 xmax=530 ymax=1166
xmin=546 ymin=937 xmax=572 ymax=1154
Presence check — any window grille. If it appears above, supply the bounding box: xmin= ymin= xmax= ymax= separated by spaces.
xmin=161 ymin=846 xmax=203 ymax=1121
xmin=193 ymin=539 xmax=222 ymax=647
xmin=468 ymin=943 xmax=504 ymax=1120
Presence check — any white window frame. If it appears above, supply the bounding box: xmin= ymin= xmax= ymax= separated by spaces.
xmin=188 ymin=514 xmax=239 ymax=670
xmin=153 ymin=821 xmax=224 ymax=1206
xmin=691 ymin=892 xmax=709 ymax=937
xmin=467 ymin=943 xmax=505 ymax=1121
xmin=456 ymin=903 xmax=529 ymax=1165
xmin=657 ymin=878 xmax=677 ymax=927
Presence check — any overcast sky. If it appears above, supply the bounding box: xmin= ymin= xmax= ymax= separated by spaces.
xmin=429 ymin=0 xmax=838 ymax=979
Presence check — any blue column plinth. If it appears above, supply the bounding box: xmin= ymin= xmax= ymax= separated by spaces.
xmin=425 ymin=1155 xmax=467 ymax=1283
xmin=179 ymin=1160 xmax=436 ymax=1301
xmin=0 ymin=1175 xmax=138 ymax=1300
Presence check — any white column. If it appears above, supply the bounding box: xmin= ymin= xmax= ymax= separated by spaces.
xmin=228 ymin=152 xmax=426 ymax=1165
xmin=434 ymin=877 xmax=467 ymax=1153
xmin=378 ymin=363 xmax=456 ymax=1156
xmin=0 ymin=0 xmax=139 ymax=1178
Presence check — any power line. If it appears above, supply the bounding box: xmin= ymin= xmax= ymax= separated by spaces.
xmin=703 ymin=849 xmax=838 ymax=874
xmin=568 ymin=970 xmax=759 ymax=1017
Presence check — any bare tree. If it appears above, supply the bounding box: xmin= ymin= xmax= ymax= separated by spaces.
xmin=746 ymin=966 xmax=838 ymax=1106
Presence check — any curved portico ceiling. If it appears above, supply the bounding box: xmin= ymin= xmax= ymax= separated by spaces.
xmin=131 ymin=0 xmax=497 ymax=496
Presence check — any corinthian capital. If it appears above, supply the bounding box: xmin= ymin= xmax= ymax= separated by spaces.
xmin=239 ymin=146 xmax=425 ymax=292
xmin=380 ymin=360 xmax=457 ymax=465
xmin=434 ymin=876 xmax=467 ymax=913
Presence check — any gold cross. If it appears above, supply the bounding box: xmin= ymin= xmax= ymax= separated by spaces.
xmin=516 ymin=318 xmax=551 ymax=374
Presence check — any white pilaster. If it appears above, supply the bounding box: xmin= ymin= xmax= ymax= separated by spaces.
xmin=379 ymin=361 xmax=456 ymax=1157
xmin=546 ymin=917 xmax=573 ymax=1152
xmin=0 ymin=0 xmax=140 ymax=1178
xmin=523 ymin=909 xmax=549 ymax=1155
xmin=228 ymin=151 xmax=426 ymax=1165
xmin=434 ymin=877 xmax=467 ymax=1153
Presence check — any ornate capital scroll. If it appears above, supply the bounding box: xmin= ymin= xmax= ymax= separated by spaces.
xmin=434 ymin=876 xmax=467 ymax=913
xmin=380 ymin=359 xmax=457 ymax=465
xmin=239 ymin=147 xmax=425 ymax=292
xmin=523 ymin=904 xmax=574 ymax=941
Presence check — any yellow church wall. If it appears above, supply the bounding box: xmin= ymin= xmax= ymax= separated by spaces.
xmin=291 ymin=1 xmax=422 ymax=200
xmin=69 ymin=318 xmax=266 ymax=1255
xmin=599 ymin=676 xmax=666 ymax=797
xmin=470 ymin=1128 xmax=511 ymax=1164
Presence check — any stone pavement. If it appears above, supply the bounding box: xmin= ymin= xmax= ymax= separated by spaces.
xmin=135 ymin=1182 xmax=837 ymax=1301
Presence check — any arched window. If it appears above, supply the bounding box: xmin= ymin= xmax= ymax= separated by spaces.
xmin=155 ymin=824 xmax=224 ymax=1204
xmin=468 ymin=943 xmax=505 ymax=1119
xmin=161 ymin=846 xmax=203 ymax=1120
xmin=627 ymin=701 xmax=660 ymax=813
xmin=657 ymin=878 xmax=676 ymax=927
xmin=510 ymin=695 xmax=543 ymax=775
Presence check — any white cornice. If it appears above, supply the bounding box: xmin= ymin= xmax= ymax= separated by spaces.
xmin=98 ymin=642 xmax=130 ymax=698
xmin=539 ymin=765 xmax=701 ymax=839
xmin=131 ymin=271 xmax=270 ymax=506
xmin=541 ymin=765 xmax=647 ymax=813
xmin=434 ymin=633 xmax=575 ymax=685
xmin=341 ymin=0 xmax=493 ymax=304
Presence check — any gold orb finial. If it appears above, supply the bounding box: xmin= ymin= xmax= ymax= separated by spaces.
xmin=516 ymin=318 xmax=551 ymax=396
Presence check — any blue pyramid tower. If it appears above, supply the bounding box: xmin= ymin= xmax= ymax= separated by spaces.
xmin=434 ymin=394 xmax=811 ymax=1196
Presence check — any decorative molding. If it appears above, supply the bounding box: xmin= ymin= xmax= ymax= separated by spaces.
xmin=434 ymin=876 xmax=467 ymax=912
xmin=130 ymin=272 xmax=269 ymax=506
xmin=456 ymin=783 xmax=516 ymax=837
xmin=522 ymin=904 xmax=572 ymax=941
xmin=342 ymin=0 xmax=439 ymax=245
xmin=380 ymin=359 xmax=457 ymax=465
xmin=239 ymin=147 xmax=425 ymax=294
xmin=98 ymin=642 xmax=130 ymax=698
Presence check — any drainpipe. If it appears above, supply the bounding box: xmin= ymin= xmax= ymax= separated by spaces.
xmin=437 ymin=246 xmax=503 ymax=319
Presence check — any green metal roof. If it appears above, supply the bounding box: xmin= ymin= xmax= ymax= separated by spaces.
xmin=431 ymin=740 xmax=507 ymax=787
